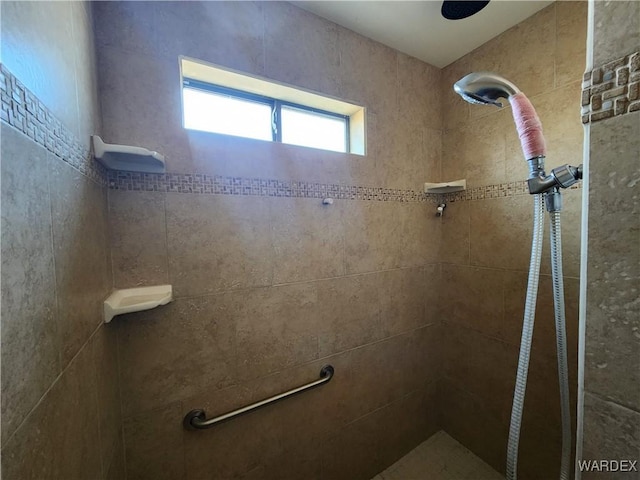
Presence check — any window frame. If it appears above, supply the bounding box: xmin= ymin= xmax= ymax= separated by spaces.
xmin=183 ymin=78 xmax=351 ymax=153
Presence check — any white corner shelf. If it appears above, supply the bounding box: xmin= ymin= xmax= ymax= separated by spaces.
xmin=424 ymin=179 xmax=466 ymax=194
xmin=104 ymin=285 xmax=173 ymax=323
xmin=92 ymin=135 xmax=166 ymax=173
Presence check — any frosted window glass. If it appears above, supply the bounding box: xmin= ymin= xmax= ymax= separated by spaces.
xmin=281 ymin=106 xmax=347 ymax=153
xmin=183 ymin=88 xmax=272 ymax=141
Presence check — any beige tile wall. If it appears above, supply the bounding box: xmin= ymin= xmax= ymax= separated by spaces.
xmin=439 ymin=2 xmax=587 ymax=479
xmin=1 ymin=2 xmax=595 ymax=478
xmin=583 ymin=0 xmax=640 ymax=461
xmin=95 ymin=2 xmax=442 ymax=479
xmin=0 ymin=2 xmax=123 ymax=479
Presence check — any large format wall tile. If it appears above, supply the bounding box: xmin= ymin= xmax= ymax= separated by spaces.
xmin=343 ymin=200 xmax=404 ymax=274
xmin=91 ymin=325 xmax=124 ymax=476
xmin=117 ymin=295 xmax=237 ymax=416
xmin=1 ymin=2 xmax=77 ymax=138
xmin=72 ymin=1 xmax=102 ymax=149
xmin=155 ymin=1 xmax=265 ymax=76
xmin=399 ymin=202 xmax=441 ymax=267
xmin=469 ymin=195 xmax=533 ymax=271
xmin=378 ymin=267 xmax=427 ymax=337
xmin=316 ymin=272 xmax=384 ymax=357
xmin=123 ymin=402 xmax=186 ymax=480
xmin=441 ymin=55 xmax=471 ymax=132
xmin=593 ymin=0 xmax=640 ymax=67
xmin=321 ymin=382 xmax=438 ymax=480
xmin=239 ymin=438 xmax=323 ymax=480
xmin=235 ymin=283 xmax=321 ymax=381
xmin=338 ymin=27 xmax=398 ymax=117
xmin=582 ymin=393 xmax=640 ymax=477
xmin=1 ymin=125 xmax=59 ymax=445
xmin=265 ymin=2 xmax=340 ymax=97
xmin=1 ymin=342 xmax=102 ymax=480
xmin=49 ymin=157 xmax=110 ymax=365
xmin=556 ymin=1 xmax=588 ymax=88
xmin=109 ymin=190 xmax=169 ymax=288
xmin=398 ymin=53 xmax=442 ymax=131
xmin=469 ymin=4 xmax=556 ymax=105
xmin=441 ymin=265 xmax=504 ymax=339
xmin=270 ymin=197 xmax=345 ymax=284
xmin=93 ymin=0 xmax=161 ymax=58
xmin=439 ymin=200 xmax=470 ymax=265
xmin=166 ymin=193 xmax=273 ymax=297
xmin=438 ymin=378 xmax=508 ymax=474
xmin=442 ymin=324 xmax=517 ymax=422
xmin=376 ymin=116 xmax=427 ymax=191
xmin=442 ymin=109 xmax=510 ymax=189
xmin=586 ymin=112 xmax=640 ymax=411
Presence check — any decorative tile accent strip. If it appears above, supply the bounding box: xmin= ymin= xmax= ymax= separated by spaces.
xmin=0 ymin=63 xmax=107 ymax=186
xmin=109 ymin=171 xmax=581 ymax=203
xmin=0 ymin=63 xmax=581 ymax=204
xmin=107 ymin=170 xmax=440 ymax=203
xmin=582 ymin=51 xmax=640 ymax=123
xmin=440 ymin=180 xmax=581 ymax=203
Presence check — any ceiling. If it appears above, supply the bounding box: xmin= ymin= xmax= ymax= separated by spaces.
xmin=291 ymin=1 xmax=554 ymax=68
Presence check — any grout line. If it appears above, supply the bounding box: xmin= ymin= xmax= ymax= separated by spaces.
xmin=439 ymin=261 xmax=581 ymax=279
xmin=43 ymin=151 xmax=64 ymax=400
xmin=115 ymin=324 xmax=129 ymax=480
xmin=121 ymin=322 xmax=440 ymax=421
xmin=168 ymin=263 xmax=442 ymax=301
xmin=89 ymin=323 xmax=107 ymax=480
xmin=584 ymin=391 xmax=640 ymax=416
xmin=1 ymin=320 xmax=107 ymax=450
xmin=442 ymin=319 xmax=580 ymax=368
xmin=340 ymin=378 xmax=439 ymax=431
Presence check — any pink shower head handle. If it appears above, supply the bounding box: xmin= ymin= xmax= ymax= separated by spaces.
xmin=509 ymin=93 xmax=546 ymax=160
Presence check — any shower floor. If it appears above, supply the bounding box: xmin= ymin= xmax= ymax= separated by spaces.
xmin=372 ymin=431 xmax=504 ymax=480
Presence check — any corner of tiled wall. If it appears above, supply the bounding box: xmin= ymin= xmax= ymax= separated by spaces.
xmin=0 ymin=1 xmax=124 ymax=479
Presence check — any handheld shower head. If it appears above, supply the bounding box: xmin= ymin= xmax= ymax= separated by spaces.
xmin=454 ymin=71 xmax=547 ymax=170
xmin=453 ymin=71 xmax=520 ymax=107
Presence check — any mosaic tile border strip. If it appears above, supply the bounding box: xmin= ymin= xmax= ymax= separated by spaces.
xmin=441 ymin=181 xmax=529 ymax=202
xmin=582 ymin=51 xmax=640 ymax=123
xmin=108 ymin=170 xmax=439 ymax=203
xmin=440 ymin=180 xmax=581 ymax=203
xmin=109 ymin=171 xmax=580 ymax=203
xmin=0 ymin=64 xmax=108 ymax=186
xmin=1 ymin=63 xmax=580 ymax=204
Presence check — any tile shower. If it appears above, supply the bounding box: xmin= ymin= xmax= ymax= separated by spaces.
xmin=1 ymin=2 xmax=638 ymax=480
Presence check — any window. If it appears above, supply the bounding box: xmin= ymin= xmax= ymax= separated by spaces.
xmin=180 ymin=57 xmax=365 ymax=155
xmin=281 ymin=105 xmax=347 ymax=153
xmin=183 ymin=83 xmax=274 ymax=142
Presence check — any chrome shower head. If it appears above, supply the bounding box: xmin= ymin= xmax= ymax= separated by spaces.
xmin=453 ymin=72 xmax=520 ymax=107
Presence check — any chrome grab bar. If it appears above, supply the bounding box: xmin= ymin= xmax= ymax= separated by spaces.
xmin=183 ymin=365 xmax=334 ymax=430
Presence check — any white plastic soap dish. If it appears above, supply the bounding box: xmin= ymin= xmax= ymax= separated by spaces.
xmin=92 ymin=135 xmax=166 ymax=173
xmin=424 ymin=179 xmax=466 ymax=194
xmin=104 ymin=285 xmax=173 ymax=323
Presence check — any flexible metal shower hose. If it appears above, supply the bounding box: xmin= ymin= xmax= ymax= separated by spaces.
xmin=506 ymin=194 xmax=545 ymax=480
xmin=550 ymin=211 xmax=572 ymax=480
xmin=506 ymin=198 xmax=572 ymax=480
